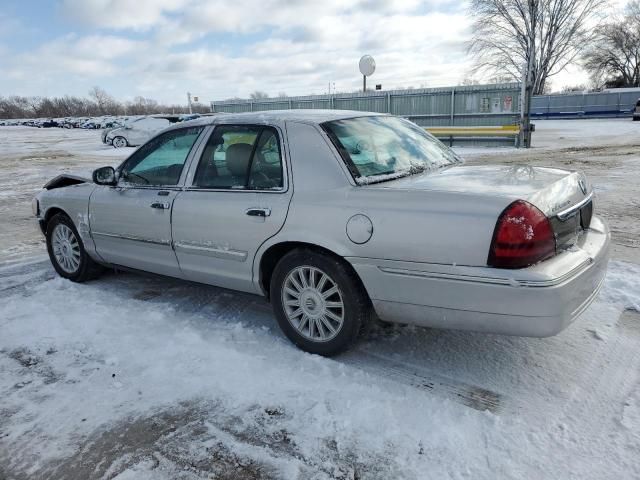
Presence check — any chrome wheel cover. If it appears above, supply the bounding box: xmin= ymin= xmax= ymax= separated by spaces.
xmin=51 ymin=224 xmax=81 ymax=273
xmin=113 ymin=137 xmax=126 ymax=148
xmin=282 ymin=266 xmax=345 ymax=342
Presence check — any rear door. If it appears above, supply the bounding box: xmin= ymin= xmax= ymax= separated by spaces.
xmin=90 ymin=125 xmax=205 ymax=276
xmin=172 ymin=123 xmax=292 ymax=293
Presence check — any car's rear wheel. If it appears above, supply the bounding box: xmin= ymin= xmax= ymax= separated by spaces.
xmin=270 ymin=249 xmax=371 ymax=356
xmin=46 ymin=213 xmax=103 ymax=282
xmin=112 ymin=136 xmax=128 ymax=148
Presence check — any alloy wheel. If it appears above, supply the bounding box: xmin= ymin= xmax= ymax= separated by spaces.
xmin=281 ymin=266 xmax=345 ymax=342
xmin=51 ymin=223 xmax=81 ymax=273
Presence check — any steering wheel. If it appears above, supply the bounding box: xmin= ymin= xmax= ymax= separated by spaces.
xmin=123 ymin=171 xmax=150 ymax=184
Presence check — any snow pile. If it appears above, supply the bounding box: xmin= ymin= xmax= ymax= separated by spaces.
xmin=1 ymin=260 xmax=639 ymax=478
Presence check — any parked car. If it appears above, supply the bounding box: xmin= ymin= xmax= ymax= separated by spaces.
xmin=104 ymin=116 xmax=172 ymax=147
xmin=39 ymin=119 xmax=59 ymax=128
xmin=633 ymin=99 xmax=640 ymax=121
xmin=33 ymin=111 xmax=609 ymax=356
xmin=100 ymin=122 xmax=126 ymax=144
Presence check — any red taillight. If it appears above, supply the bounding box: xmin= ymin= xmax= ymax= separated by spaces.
xmin=488 ymin=200 xmax=556 ymax=269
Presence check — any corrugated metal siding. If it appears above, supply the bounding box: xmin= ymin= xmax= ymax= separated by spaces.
xmin=211 ymin=83 xmax=521 ymax=128
xmin=532 ymin=89 xmax=640 ymax=118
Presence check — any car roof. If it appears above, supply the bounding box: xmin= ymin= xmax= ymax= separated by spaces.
xmin=166 ymin=109 xmax=386 ymax=130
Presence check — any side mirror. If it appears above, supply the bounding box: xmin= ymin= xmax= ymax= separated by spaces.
xmin=93 ymin=166 xmax=117 ymax=186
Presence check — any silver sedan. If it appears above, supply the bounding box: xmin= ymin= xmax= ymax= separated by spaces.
xmin=33 ymin=110 xmax=610 ymax=355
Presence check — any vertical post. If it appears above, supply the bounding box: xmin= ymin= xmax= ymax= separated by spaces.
xmin=288 ymin=99 xmax=293 ymax=110
xmin=249 ymin=102 xmax=254 ymax=112
xmin=547 ymin=94 xmax=551 ymax=117
xmin=618 ymin=92 xmax=621 ymax=116
xmin=363 ymin=75 xmax=366 ymax=93
xmin=187 ymin=92 xmax=193 ymax=114
xmin=519 ymin=52 xmax=534 ymax=148
xmin=211 ymin=102 xmax=215 ymax=113
xmin=331 ymin=94 xmax=335 ymax=109
xmin=386 ymin=92 xmax=391 ymax=113
xmin=450 ymin=88 xmax=455 ymax=126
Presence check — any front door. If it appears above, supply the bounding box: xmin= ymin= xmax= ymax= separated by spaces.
xmin=90 ymin=125 xmax=205 ymax=276
xmin=172 ymin=124 xmax=292 ymax=293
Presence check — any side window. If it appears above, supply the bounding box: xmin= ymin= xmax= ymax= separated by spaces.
xmin=193 ymin=125 xmax=283 ymax=190
xmin=119 ymin=126 xmax=203 ymax=186
xmin=249 ymin=129 xmax=283 ymax=190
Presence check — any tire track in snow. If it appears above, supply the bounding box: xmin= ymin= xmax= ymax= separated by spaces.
xmin=341 ymin=349 xmax=506 ymax=413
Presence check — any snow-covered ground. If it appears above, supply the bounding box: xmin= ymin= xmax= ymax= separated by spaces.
xmin=1 ymin=121 xmax=640 ymax=479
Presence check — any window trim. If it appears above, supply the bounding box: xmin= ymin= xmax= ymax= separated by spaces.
xmin=115 ymin=125 xmax=206 ymax=189
xmin=185 ymin=123 xmax=288 ymax=194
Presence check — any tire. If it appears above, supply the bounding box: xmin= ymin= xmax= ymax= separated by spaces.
xmin=46 ymin=213 xmax=104 ymax=282
xmin=633 ymin=116 xmax=640 ymax=121
xmin=270 ymin=249 xmax=371 ymax=356
xmin=112 ymin=136 xmax=128 ymax=148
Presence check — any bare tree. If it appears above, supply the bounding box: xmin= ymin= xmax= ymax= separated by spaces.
xmin=469 ymin=0 xmax=602 ymax=95
xmin=583 ymin=1 xmax=640 ymax=88
xmin=249 ymin=91 xmax=269 ymax=100
xmin=461 ymin=77 xmax=480 ymax=85
xmin=560 ymin=83 xmax=588 ymax=92
xmin=88 ymin=86 xmax=119 ymax=115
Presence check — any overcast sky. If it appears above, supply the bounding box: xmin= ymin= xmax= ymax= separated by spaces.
xmin=0 ymin=0 xmax=623 ymax=104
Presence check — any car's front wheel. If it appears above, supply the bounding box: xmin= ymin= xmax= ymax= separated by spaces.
xmin=112 ymin=136 xmax=128 ymax=148
xmin=270 ymin=249 xmax=371 ymax=356
xmin=46 ymin=213 xmax=103 ymax=282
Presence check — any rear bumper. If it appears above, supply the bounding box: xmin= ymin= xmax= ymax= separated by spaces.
xmin=348 ymin=216 xmax=610 ymax=337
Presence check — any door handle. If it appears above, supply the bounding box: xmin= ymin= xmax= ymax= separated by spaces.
xmin=246 ymin=207 xmax=271 ymax=217
xmin=150 ymin=201 xmax=170 ymax=210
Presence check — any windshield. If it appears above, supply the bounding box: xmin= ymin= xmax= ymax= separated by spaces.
xmin=322 ymin=116 xmax=461 ymax=184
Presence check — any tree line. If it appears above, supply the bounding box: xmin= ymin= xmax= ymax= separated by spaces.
xmin=0 ymin=87 xmax=211 ymax=119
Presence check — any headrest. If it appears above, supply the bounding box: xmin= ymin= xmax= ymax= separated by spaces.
xmin=226 ymin=143 xmax=253 ymax=176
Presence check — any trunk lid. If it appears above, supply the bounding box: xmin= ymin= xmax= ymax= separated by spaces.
xmin=369 ymin=164 xmax=593 ymax=249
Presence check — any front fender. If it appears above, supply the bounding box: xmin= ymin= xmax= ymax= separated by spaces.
xmin=37 ymin=183 xmax=99 ymax=259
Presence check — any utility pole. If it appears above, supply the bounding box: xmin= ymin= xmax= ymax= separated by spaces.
xmin=187 ymin=92 xmax=193 ymax=114
xmin=519 ymin=48 xmax=534 ymax=148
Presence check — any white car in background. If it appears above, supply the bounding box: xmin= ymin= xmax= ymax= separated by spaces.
xmin=105 ymin=116 xmax=172 ymax=148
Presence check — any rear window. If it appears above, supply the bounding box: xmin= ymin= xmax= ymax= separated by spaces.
xmin=322 ymin=116 xmax=461 ymax=184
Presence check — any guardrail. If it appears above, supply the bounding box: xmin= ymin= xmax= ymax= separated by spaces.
xmin=426 ymin=125 xmax=521 ymax=147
